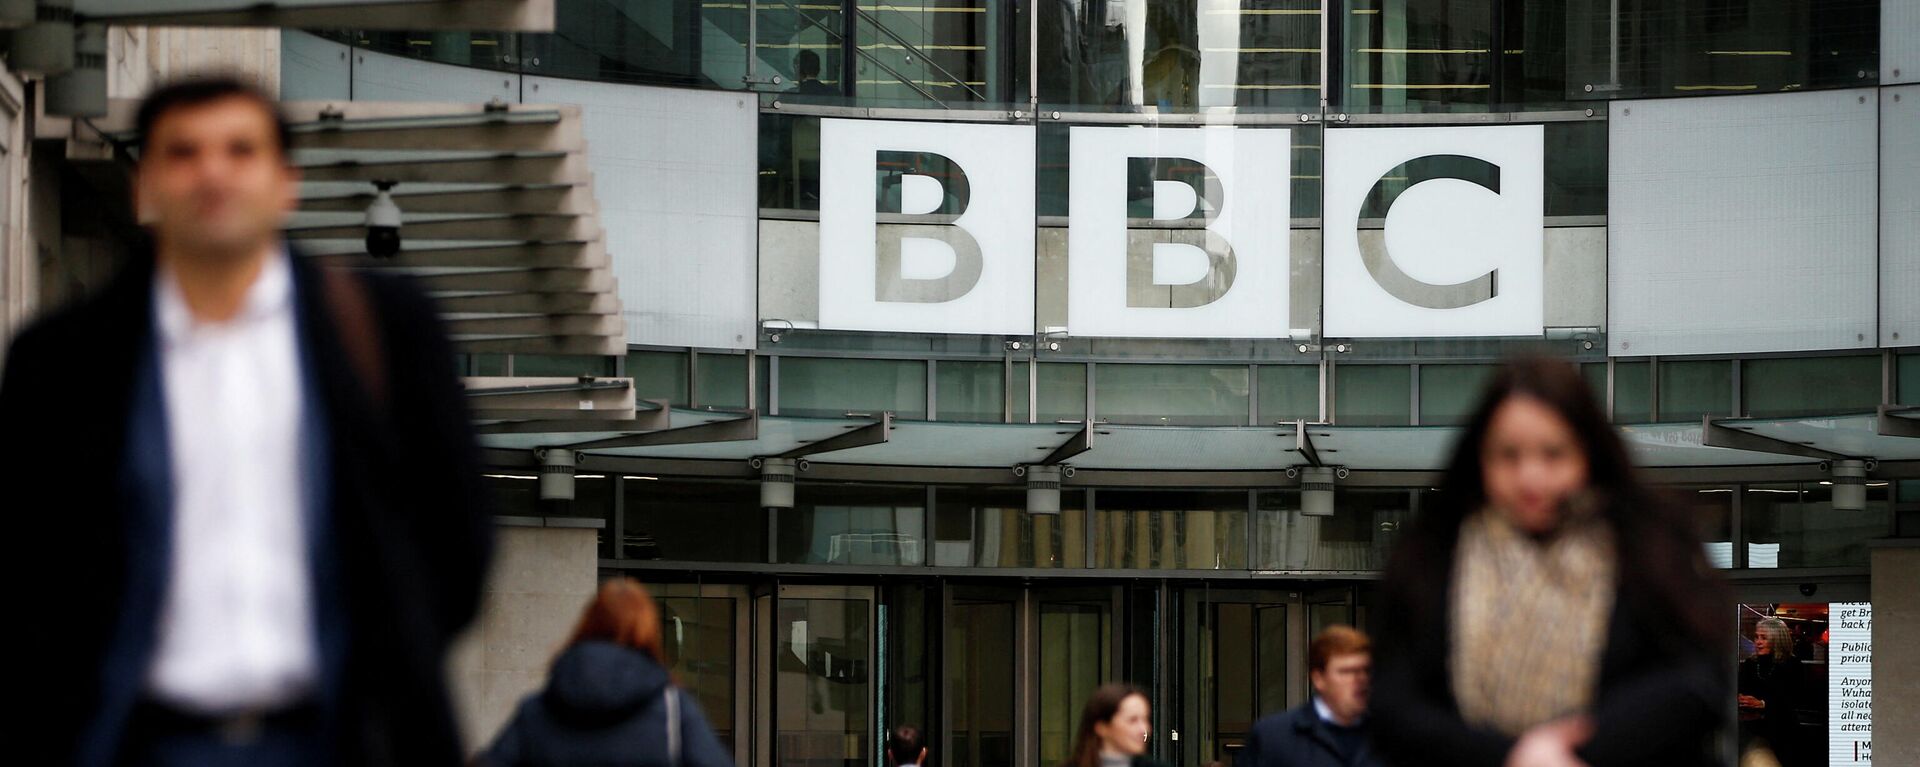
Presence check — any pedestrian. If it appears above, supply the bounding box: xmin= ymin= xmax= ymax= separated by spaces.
xmin=480 ymin=578 xmax=732 ymax=767
xmin=1370 ymin=357 xmax=1727 ymax=767
xmin=1064 ymin=684 xmax=1170 ymax=767
xmin=888 ymin=725 xmax=928 ymax=767
xmin=1737 ymin=617 xmax=1808 ymax=765
xmin=1242 ymin=626 xmax=1382 ymax=767
xmin=0 ymin=77 xmax=492 ymax=766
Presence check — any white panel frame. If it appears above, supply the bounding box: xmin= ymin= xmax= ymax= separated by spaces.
xmin=527 ymin=77 xmax=760 ymax=350
xmin=1882 ymin=85 xmax=1920 ymax=346
xmin=1608 ymin=89 xmax=1878 ymax=356
xmin=350 ymin=45 xmax=520 ymax=103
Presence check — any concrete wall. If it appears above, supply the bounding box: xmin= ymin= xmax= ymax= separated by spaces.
xmin=1871 ymin=543 xmax=1920 ymax=766
xmin=109 ymin=27 xmax=281 ymax=98
xmin=447 ymin=520 xmax=603 ymax=755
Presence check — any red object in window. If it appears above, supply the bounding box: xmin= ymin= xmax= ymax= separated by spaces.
xmin=1822 ymin=629 xmax=1829 ymax=644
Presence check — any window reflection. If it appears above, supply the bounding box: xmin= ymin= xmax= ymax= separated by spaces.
xmin=1094 ymin=490 xmax=1248 ymax=569
xmin=1040 ymin=0 xmax=1322 ymax=111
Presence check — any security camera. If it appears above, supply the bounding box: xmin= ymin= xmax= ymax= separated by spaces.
xmin=364 ymin=180 xmax=402 ymax=259
xmin=1799 ymin=583 xmax=1818 ymax=598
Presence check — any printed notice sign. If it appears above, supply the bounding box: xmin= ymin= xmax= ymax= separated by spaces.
xmin=1829 ymin=602 xmax=1872 ymax=766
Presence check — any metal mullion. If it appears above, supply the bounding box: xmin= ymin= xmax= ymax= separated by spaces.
xmin=1409 ymin=363 xmax=1421 ymax=426
xmin=689 ymin=349 xmax=701 ymax=409
xmin=768 ymin=355 xmax=781 ymax=416
xmin=1323 ymin=358 xmax=1335 ymax=424
xmin=1248 ymin=363 xmax=1260 ymax=426
xmin=1085 ymin=361 xmax=1096 ymax=423
xmin=1004 ymin=354 xmax=1014 ymax=424
xmin=927 ymin=359 xmax=939 ymax=421
xmin=1648 ymin=357 xmax=1661 ymax=422
xmin=1732 ymin=483 xmax=1746 ymax=569
xmin=1730 ymin=358 xmax=1742 ymax=417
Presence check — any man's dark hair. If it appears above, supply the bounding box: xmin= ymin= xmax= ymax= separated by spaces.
xmin=886 ymin=725 xmax=924 ymax=766
xmin=134 ymin=76 xmax=292 ymax=161
xmin=795 ymin=49 xmax=822 ymax=79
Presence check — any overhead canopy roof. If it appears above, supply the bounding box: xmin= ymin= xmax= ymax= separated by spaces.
xmin=477 ymin=410 xmax=1920 ymax=472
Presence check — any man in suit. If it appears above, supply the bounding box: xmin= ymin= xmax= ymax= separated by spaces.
xmin=1241 ymin=626 xmax=1383 ymax=767
xmin=0 ymin=78 xmax=492 ymax=766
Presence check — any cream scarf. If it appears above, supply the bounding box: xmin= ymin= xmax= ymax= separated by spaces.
xmin=1448 ymin=502 xmax=1618 ymax=736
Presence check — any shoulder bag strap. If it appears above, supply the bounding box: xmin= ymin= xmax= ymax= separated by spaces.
xmin=665 ymin=687 xmax=682 ymax=767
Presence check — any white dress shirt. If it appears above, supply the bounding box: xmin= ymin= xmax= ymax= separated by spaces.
xmin=145 ymin=251 xmax=320 ymax=713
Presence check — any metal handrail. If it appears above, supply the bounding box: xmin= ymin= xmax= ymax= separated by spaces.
xmin=847 ymin=3 xmax=989 ymax=103
xmin=768 ymin=0 xmax=944 ymax=106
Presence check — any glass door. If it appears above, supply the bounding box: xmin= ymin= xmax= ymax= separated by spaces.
xmin=1180 ymin=588 xmax=1298 ymax=767
xmin=653 ymin=583 xmax=753 ymax=759
xmin=1033 ymin=587 xmax=1122 ymax=767
xmin=773 ymin=585 xmax=878 ymax=767
xmin=945 ymin=586 xmax=1022 ymax=767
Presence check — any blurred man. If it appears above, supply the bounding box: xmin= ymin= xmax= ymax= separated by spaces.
xmin=887 ymin=725 xmax=928 ymax=767
xmin=0 ymin=78 xmax=491 ymax=766
xmin=1242 ymin=626 xmax=1381 ymax=767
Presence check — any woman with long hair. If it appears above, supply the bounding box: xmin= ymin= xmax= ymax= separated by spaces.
xmin=1064 ymin=684 xmax=1169 ymax=767
xmin=1370 ymin=357 xmax=1728 ymax=767
xmin=481 ymin=577 xmax=731 ymax=767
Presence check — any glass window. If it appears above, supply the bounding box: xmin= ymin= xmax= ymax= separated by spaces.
xmin=779 ymin=357 xmax=928 ymax=419
xmin=759 ymin=4 xmax=847 ymax=103
xmin=340 ymin=29 xmax=518 ymax=71
xmin=855 ymin=0 xmax=1007 ymax=106
xmin=1743 ymin=356 xmax=1880 ymax=418
xmin=523 ymin=0 xmax=749 ymax=88
xmin=697 ymin=352 xmax=754 ymax=411
xmin=1614 ymin=360 xmax=1652 ymax=423
xmin=1743 ymin=482 xmax=1890 ymax=568
xmin=622 ymin=478 xmax=767 ymax=562
xmin=1253 ymin=489 xmax=1409 ymax=571
xmin=779 ymin=484 xmax=927 ymax=565
xmin=1419 ymin=364 xmax=1497 ymax=426
xmin=513 ymin=354 xmax=616 ymax=377
xmin=1012 ymin=360 xmax=1032 ymax=422
xmin=775 ymin=592 xmax=873 ymax=767
xmin=760 ymin=113 xmax=822 ymax=210
xmin=1258 ymin=365 xmax=1320 ymax=424
xmin=472 ymin=353 xmax=508 ymax=377
xmin=1900 ymin=353 xmax=1920 ymax=404
xmin=1581 ymin=362 xmax=1608 ymax=413
xmin=1563 ymin=0 xmax=1878 ymax=100
xmin=1546 ymin=120 xmax=1608 ymax=216
xmin=1038 ymin=0 xmax=1323 ymax=112
xmin=1334 ymin=364 xmax=1410 ymax=426
xmin=933 ymin=487 xmax=1087 ymax=567
xmin=1658 ymin=359 xmax=1731 ymax=422
xmin=1095 ymin=364 xmax=1249 ymax=426
xmin=1094 ymin=490 xmax=1248 ymax=569
xmin=629 ymin=350 xmax=690 ymax=406
xmin=937 ymin=360 xmax=1006 ymax=423
xmin=1037 ymin=362 xmax=1087 ymax=423
xmin=1669 ymin=485 xmax=1736 ymax=568
xmin=648 ymin=583 xmax=741 ymax=754
xmin=1343 ymin=0 xmax=1493 ymax=113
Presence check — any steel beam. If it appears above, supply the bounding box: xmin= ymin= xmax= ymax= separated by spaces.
xmin=1038 ymin=424 xmax=1093 ymax=465
xmin=287 ymin=214 xmax=592 ymax=243
xmin=311 ymin=241 xmax=603 ymax=270
xmin=1701 ymin=417 xmax=1853 ymax=461
xmin=1877 ymin=405 xmax=1920 ymax=439
xmin=298 ymin=154 xmax=584 ymax=185
xmin=1291 ymin=419 xmax=1324 ymax=467
xmin=433 ymin=291 xmax=617 ymax=315
xmin=560 ymin=411 xmax=761 ymax=451
xmin=776 ymin=413 xmax=894 ymax=459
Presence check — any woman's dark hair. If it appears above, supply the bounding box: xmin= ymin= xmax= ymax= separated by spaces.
xmin=1065 ymin=684 xmax=1147 ymax=767
xmin=1401 ymin=356 xmax=1725 ymax=651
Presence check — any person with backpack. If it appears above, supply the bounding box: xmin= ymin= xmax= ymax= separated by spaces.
xmin=481 ymin=578 xmax=732 ymax=767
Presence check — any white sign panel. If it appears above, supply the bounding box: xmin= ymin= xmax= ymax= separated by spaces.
xmin=1067 ymin=126 xmax=1291 ymax=338
xmin=1323 ymin=125 xmax=1545 ymax=338
xmin=819 ymin=119 xmax=1036 ymax=335
xmin=1830 ymin=602 xmax=1872 ymax=766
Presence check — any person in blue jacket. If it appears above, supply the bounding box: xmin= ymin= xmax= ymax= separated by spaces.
xmin=482 ymin=578 xmax=733 ymax=767
xmin=1242 ymin=626 xmax=1383 ymax=767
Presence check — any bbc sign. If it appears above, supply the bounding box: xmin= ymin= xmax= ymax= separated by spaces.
xmin=819 ymin=120 xmax=1544 ymax=339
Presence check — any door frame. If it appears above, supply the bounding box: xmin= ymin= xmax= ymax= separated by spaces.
xmin=763 ymin=584 xmax=881 ymax=767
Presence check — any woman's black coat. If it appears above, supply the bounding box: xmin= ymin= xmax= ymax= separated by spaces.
xmin=1369 ymin=520 xmax=1728 ymax=767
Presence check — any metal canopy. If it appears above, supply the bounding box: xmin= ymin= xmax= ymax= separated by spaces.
xmin=1037 ymin=423 xmax=1095 ymax=465
xmin=472 ymin=411 xmax=1920 ymax=472
xmin=75 ymin=0 xmax=555 ymax=31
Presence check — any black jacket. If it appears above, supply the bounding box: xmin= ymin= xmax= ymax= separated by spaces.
xmin=0 ymin=253 xmax=492 ymax=766
xmin=1242 ymin=704 xmax=1383 ymax=767
xmin=1370 ymin=522 xmax=1726 ymax=767
xmin=483 ymin=641 xmax=734 ymax=767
